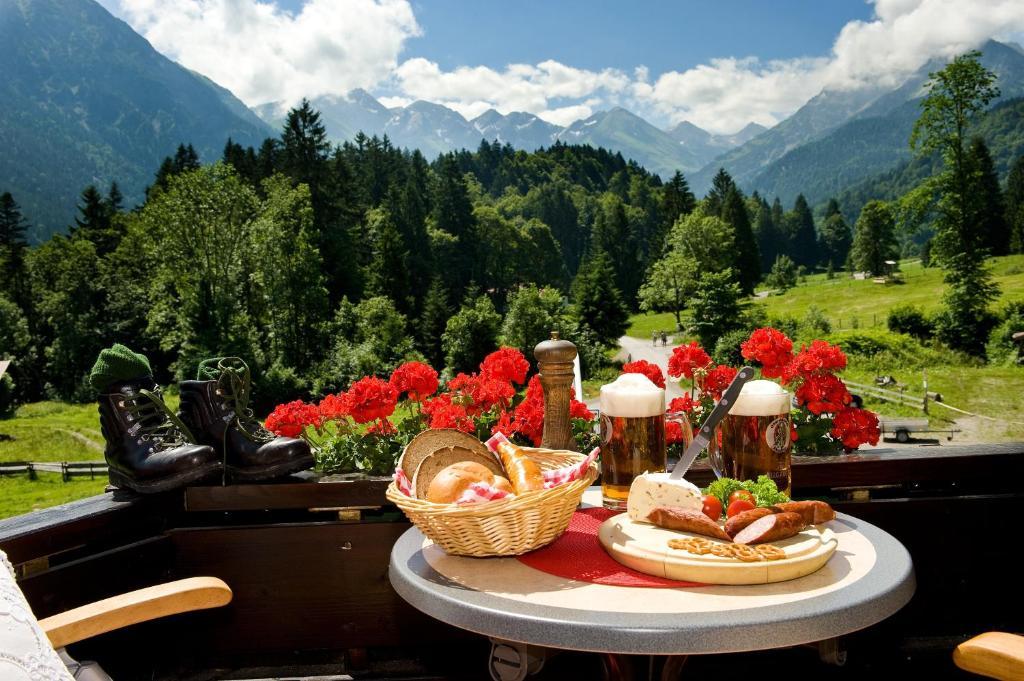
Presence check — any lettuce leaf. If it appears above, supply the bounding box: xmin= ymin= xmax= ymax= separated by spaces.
xmin=702 ymin=475 xmax=789 ymax=507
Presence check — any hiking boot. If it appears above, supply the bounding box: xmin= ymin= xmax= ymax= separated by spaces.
xmin=98 ymin=378 xmax=221 ymax=493
xmin=178 ymin=357 xmax=313 ymax=482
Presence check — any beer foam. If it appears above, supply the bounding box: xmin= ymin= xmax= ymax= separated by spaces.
xmin=728 ymin=379 xmax=791 ymax=416
xmin=600 ymin=373 xmax=665 ymax=418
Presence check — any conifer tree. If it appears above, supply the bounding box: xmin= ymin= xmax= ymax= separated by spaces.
xmin=705 ymin=168 xmax=736 ymax=217
xmin=788 ymin=194 xmax=819 ymax=267
xmin=689 ymin=269 xmax=745 ymax=349
xmin=658 ymin=171 xmax=696 ymax=255
xmin=571 ymin=247 xmax=629 ymax=346
xmin=824 ymin=198 xmax=842 ymax=219
xmin=364 ymin=207 xmax=411 ymax=313
xmin=105 ymin=182 xmax=124 ymax=214
xmin=721 ymin=186 xmax=760 ymax=294
xmin=819 ymin=212 xmax=853 ymax=269
xmin=754 ymin=197 xmax=778 ymax=272
xmin=433 ymin=154 xmax=478 ymax=299
xmin=771 ymin=197 xmax=785 ymax=234
xmin=0 ymin=192 xmax=30 ymax=311
xmin=850 ymin=201 xmax=898 ymax=276
xmin=418 ymin=276 xmax=452 ymax=367
xmin=966 ymin=137 xmax=1008 ymax=255
xmin=1006 ymin=155 xmax=1024 ymax=254
xmin=591 ymin=193 xmax=641 ymax=305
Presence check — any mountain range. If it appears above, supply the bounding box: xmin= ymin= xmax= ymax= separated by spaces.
xmin=2 ymin=0 xmax=1024 ymax=241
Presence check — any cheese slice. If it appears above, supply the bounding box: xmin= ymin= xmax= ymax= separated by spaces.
xmin=626 ymin=472 xmax=703 ymax=522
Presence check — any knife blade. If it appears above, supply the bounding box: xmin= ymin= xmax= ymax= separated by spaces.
xmin=669 ymin=365 xmax=755 ymax=480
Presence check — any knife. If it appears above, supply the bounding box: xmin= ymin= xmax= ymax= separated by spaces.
xmin=669 ymin=366 xmax=754 ymax=480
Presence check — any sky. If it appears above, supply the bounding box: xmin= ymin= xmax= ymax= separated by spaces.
xmin=97 ymin=0 xmax=1024 ymax=134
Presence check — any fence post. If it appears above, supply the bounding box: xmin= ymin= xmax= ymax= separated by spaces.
xmin=61 ymin=462 xmax=69 ymax=482
xmin=27 ymin=462 xmax=36 ymax=481
xmin=922 ymin=369 xmax=929 ymax=415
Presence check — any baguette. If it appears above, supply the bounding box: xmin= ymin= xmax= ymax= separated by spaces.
xmin=494 ymin=440 xmax=544 ymax=494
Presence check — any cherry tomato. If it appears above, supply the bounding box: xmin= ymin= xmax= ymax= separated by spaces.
xmin=729 ymin=489 xmax=756 ymax=507
xmin=726 ymin=498 xmax=756 ymax=518
xmin=701 ymin=495 xmax=723 ymax=520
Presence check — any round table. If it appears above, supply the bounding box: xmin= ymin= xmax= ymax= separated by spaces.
xmin=389 ymin=489 xmax=915 ymax=678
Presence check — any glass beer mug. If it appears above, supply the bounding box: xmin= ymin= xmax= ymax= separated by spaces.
xmin=707 ymin=379 xmax=793 ymax=496
xmin=599 ymin=373 xmax=666 ymax=510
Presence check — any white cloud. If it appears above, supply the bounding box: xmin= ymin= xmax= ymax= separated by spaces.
xmin=104 ymin=0 xmax=420 ymax=107
xmin=102 ymin=0 xmax=1024 ymax=134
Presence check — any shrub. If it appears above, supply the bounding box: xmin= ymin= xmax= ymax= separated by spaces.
xmin=986 ymin=300 xmax=1024 ymax=365
xmin=886 ymin=305 xmax=934 ymax=341
xmin=713 ymin=329 xmax=749 ymax=367
xmin=823 ymin=329 xmax=974 ymax=373
xmin=253 ymin=362 xmax=307 ymax=417
xmin=764 ymin=254 xmax=797 ymax=291
xmin=801 ymin=306 xmax=832 ymax=336
xmin=0 ymin=374 xmax=16 ymax=418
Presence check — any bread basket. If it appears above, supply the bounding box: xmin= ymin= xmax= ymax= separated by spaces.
xmin=386 ymin=446 xmax=599 ymax=557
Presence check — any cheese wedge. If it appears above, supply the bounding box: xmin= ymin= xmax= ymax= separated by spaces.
xmin=626 ymin=472 xmax=703 ymax=522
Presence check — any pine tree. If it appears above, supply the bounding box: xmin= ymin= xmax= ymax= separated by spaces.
xmin=721 ymin=186 xmax=760 ymax=294
xmin=418 ymin=276 xmax=452 ymax=367
xmin=819 ymin=213 xmax=853 ymax=269
xmin=850 ymin=201 xmax=898 ymax=276
xmin=591 ymin=193 xmax=641 ymax=305
xmin=754 ymin=197 xmax=778 ymax=272
xmin=788 ymin=195 xmax=819 ymax=267
xmin=0 ymin=192 xmax=30 ymax=311
xmin=658 ymin=171 xmax=696 ymax=255
xmin=1006 ymin=155 xmax=1024 ymax=254
xmin=705 ymin=168 xmax=736 ymax=217
xmin=388 ymin=150 xmax=432 ymax=310
xmin=433 ymin=154 xmax=477 ymax=298
xmin=364 ymin=207 xmax=411 ymax=313
xmin=571 ymin=247 xmax=629 ymax=346
xmin=73 ymin=185 xmax=108 ymax=234
xmin=771 ymin=197 xmax=785 ymax=233
xmin=966 ymin=137 xmax=1008 ymax=255
xmin=824 ymin=198 xmax=842 ymax=219
xmin=173 ymin=144 xmax=200 ymax=173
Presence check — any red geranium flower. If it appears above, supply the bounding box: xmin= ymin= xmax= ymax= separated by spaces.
xmin=422 ymin=394 xmax=475 ymax=433
xmin=569 ymin=390 xmax=594 ymax=421
xmin=491 ymin=411 xmax=515 ymax=437
xmin=668 ymin=394 xmax=696 ymax=414
xmin=622 ymin=359 xmax=666 ymax=389
xmin=317 ymin=392 xmax=348 ymax=421
xmin=344 ymin=376 xmax=398 ymax=424
xmin=367 ymin=418 xmax=397 ymax=435
xmin=701 ymin=365 xmax=738 ymax=400
xmin=480 ymin=347 xmax=530 ymax=385
xmin=831 ymin=407 xmax=880 ymax=451
xmin=741 ymin=327 xmax=794 ymax=379
xmin=786 ymin=340 xmax=848 ymax=382
xmin=795 ymin=374 xmax=851 ymax=415
xmin=666 ymin=419 xmax=685 ymax=445
xmin=265 ymin=400 xmax=321 ymax=438
xmin=448 ymin=372 xmax=515 ymax=414
xmin=389 ymin=361 xmax=439 ymax=401
xmin=668 ymin=342 xmax=712 ymax=379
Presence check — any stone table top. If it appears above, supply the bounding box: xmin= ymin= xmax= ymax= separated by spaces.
xmin=388 ymin=488 xmax=916 ymax=655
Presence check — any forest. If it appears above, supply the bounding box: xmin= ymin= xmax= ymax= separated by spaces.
xmin=1 ymin=53 xmax=1023 ymax=416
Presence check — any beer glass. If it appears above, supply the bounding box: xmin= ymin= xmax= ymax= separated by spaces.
xmin=707 ymin=379 xmax=793 ymax=496
xmin=599 ymin=374 xmax=666 ymax=510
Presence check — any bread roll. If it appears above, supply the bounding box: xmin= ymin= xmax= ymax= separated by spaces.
xmin=492 ymin=475 xmax=513 ymax=494
xmin=494 ymin=440 xmax=544 ymax=494
xmin=426 ymin=461 xmax=495 ymax=503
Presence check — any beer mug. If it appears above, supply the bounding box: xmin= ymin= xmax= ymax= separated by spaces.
xmin=599 ymin=374 xmax=666 ymax=510
xmin=707 ymin=379 xmax=793 ymax=496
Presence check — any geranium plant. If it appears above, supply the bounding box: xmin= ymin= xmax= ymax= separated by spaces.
xmin=264 ymin=348 xmax=596 ymax=476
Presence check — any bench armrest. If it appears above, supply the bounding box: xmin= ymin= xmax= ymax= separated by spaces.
xmin=954 ymin=632 xmax=1024 ymax=681
xmin=38 ymin=576 xmax=232 ymax=649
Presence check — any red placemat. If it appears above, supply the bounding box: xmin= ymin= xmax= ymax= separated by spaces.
xmin=517 ymin=507 xmax=703 ymax=588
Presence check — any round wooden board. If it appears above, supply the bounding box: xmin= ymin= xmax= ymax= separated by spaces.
xmin=598 ymin=512 xmax=838 ymax=585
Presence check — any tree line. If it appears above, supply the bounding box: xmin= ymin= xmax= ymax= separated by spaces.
xmin=1 ymin=52 xmax=1022 ymax=410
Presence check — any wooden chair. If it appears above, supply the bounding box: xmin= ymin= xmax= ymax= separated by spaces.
xmin=954 ymin=633 xmax=1024 ymax=681
xmin=2 ymin=548 xmax=231 ymax=680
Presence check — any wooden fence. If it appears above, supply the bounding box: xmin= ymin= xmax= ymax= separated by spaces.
xmin=843 ymin=380 xmax=933 ymax=412
xmin=0 ymin=461 xmax=107 ymax=481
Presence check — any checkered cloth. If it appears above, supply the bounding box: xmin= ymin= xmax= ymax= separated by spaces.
xmin=486 ymin=432 xmax=600 ymax=488
xmin=393 ymin=468 xmax=413 ymax=496
xmin=454 ymin=481 xmax=515 ymax=505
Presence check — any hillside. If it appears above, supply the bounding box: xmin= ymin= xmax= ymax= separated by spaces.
xmin=0 ymin=0 xmax=273 ymax=240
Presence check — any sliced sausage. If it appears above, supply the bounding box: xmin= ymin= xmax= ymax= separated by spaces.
xmin=732 ymin=511 xmax=806 ymax=545
xmin=725 ymin=507 xmax=775 ymax=538
xmin=647 ymin=507 xmax=731 ymax=541
xmin=771 ymin=500 xmax=835 ymax=525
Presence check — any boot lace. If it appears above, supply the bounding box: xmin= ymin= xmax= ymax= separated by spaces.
xmin=213 ymin=358 xmax=275 ymax=443
xmin=123 ymin=387 xmax=197 ymax=451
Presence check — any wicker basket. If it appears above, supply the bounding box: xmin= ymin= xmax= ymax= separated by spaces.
xmin=386 ymin=447 xmax=599 ymax=557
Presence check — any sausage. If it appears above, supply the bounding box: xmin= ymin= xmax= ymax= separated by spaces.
xmin=647 ymin=507 xmax=732 ymax=541
xmin=732 ymin=512 xmax=806 ymax=545
xmin=771 ymin=500 xmax=835 ymax=525
xmin=725 ymin=507 xmax=775 ymax=538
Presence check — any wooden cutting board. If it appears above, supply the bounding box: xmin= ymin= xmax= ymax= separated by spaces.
xmin=598 ymin=512 xmax=838 ymax=585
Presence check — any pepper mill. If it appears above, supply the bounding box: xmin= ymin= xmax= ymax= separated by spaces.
xmin=534 ymin=331 xmax=578 ymax=451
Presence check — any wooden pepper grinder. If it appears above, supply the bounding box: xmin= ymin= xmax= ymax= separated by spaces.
xmin=534 ymin=331 xmax=578 ymax=451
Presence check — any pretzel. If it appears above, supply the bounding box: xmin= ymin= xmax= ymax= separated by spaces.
xmin=667 ymin=537 xmax=786 ymax=561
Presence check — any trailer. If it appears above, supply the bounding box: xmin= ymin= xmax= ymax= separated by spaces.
xmin=878 ymin=417 xmax=960 ymax=443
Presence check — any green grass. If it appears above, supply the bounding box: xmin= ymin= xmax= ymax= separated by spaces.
xmin=0 ymin=474 xmax=107 ymax=518
xmin=627 ymin=255 xmax=1024 ymax=338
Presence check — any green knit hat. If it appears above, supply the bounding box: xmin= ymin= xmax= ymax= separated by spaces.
xmin=196 ymin=356 xmax=249 ymax=381
xmin=89 ymin=344 xmax=152 ymax=393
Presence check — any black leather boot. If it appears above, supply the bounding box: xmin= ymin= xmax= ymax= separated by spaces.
xmin=98 ymin=378 xmax=221 ymax=493
xmin=178 ymin=358 xmax=313 ymax=482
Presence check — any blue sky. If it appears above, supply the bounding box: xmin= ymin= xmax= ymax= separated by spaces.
xmin=100 ymin=0 xmax=1024 ymax=133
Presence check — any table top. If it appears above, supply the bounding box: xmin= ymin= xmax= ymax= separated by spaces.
xmin=388 ymin=488 xmax=916 ymax=655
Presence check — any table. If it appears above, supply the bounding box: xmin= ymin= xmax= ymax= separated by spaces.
xmin=388 ymin=489 xmax=915 ymax=679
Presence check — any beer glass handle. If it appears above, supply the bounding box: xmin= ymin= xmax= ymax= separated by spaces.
xmin=706 ymin=425 xmax=726 ymax=479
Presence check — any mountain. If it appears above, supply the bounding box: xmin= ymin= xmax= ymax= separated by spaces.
xmin=257 ymin=93 xmax=742 ymax=178
xmin=747 ymin=40 xmax=1024 ymax=207
xmin=667 ymin=120 xmax=766 ymax=170
xmin=471 ymin=109 xmax=560 ymax=150
xmin=0 ymin=0 xmax=274 ymax=240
